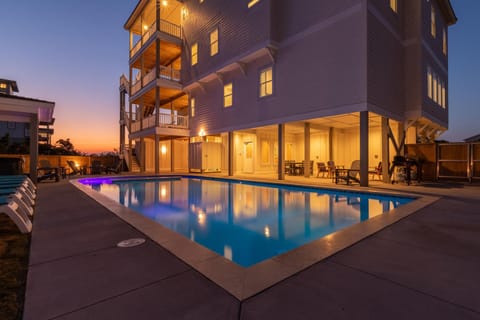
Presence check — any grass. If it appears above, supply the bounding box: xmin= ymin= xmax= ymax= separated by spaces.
xmin=0 ymin=214 xmax=30 ymax=320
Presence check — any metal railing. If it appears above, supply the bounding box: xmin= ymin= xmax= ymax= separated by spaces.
xmin=130 ymin=113 xmax=189 ymax=133
xmin=130 ymin=19 xmax=181 ymax=57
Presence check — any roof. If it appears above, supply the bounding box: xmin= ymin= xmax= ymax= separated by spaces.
xmin=0 ymin=79 xmax=19 ymax=93
xmin=438 ymin=0 xmax=458 ymax=26
xmin=0 ymin=93 xmax=55 ymax=123
xmin=464 ymin=134 xmax=480 ymax=143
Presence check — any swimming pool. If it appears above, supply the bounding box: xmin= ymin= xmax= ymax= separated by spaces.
xmin=79 ymin=176 xmax=413 ymax=267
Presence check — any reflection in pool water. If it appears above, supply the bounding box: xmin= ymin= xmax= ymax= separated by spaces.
xmin=80 ymin=177 xmax=413 ymax=267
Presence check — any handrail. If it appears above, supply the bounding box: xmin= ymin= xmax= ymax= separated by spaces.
xmin=130 ymin=19 xmax=181 ymax=57
xmin=130 ymin=113 xmax=189 ymax=133
xmin=130 ymin=65 xmax=181 ymax=96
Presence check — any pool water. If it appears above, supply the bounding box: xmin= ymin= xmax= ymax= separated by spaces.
xmin=80 ymin=176 xmax=413 ymax=267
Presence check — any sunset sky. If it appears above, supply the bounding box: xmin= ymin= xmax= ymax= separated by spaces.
xmin=0 ymin=0 xmax=478 ymax=154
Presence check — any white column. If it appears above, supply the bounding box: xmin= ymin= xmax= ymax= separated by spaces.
xmin=29 ymin=114 xmax=39 ymax=183
xmin=278 ymin=124 xmax=285 ymax=180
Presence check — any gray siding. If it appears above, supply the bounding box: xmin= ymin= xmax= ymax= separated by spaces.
xmin=189 ymin=1 xmax=367 ymax=135
xmin=182 ymin=0 xmax=272 ymax=85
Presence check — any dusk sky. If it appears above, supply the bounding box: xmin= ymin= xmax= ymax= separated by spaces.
xmin=0 ymin=0 xmax=478 ymax=153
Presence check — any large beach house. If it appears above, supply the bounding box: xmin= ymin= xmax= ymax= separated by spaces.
xmin=119 ymin=0 xmax=456 ymax=186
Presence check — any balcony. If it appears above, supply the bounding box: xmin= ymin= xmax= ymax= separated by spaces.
xmin=130 ymin=113 xmax=189 ymax=133
xmin=131 ymin=66 xmax=181 ymax=96
xmin=130 ymin=20 xmax=182 ymax=58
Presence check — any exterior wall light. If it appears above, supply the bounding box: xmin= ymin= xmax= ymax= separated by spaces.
xmin=199 ymin=129 xmax=206 ymax=137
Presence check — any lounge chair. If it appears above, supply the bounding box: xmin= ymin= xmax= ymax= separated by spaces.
xmin=316 ymin=162 xmax=328 ymax=177
xmin=0 ymin=195 xmax=33 ymax=233
xmin=66 ymin=160 xmax=83 ymax=175
xmin=335 ymin=160 xmax=360 ymax=185
xmin=106 ymin=161 xmax=123 ymax=174
xmin=38 ymin=159 xmax=60 ymax=182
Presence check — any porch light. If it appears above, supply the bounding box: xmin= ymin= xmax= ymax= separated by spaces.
xmin=161 ymin=145 xmax=167 ymax=154
xmin=199 ymin=129 xmax=206 ymax=137
xmin=162 ymin=0 xmax=168 ymax=7
xmin=143 ymin=25 xmax=148 ymax=31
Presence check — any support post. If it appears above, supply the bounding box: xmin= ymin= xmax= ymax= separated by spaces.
xmin=381 ymin=117 xmax=390 ymax=183
xmin=278 ymin=124 xmax=285 ymax=180
xmin=29 ymin=114 xmax=39 ymax=183
xmin=360 ymin=111 xmax=369 ymax=187
xmin=304 ymin=122 xmax=311 ymax=177
xmin=228 ymin=131 xmax=234 ymax=176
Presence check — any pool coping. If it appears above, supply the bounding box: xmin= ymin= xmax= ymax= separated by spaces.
xmin=71 ymin=176 xmax=439 ymax=300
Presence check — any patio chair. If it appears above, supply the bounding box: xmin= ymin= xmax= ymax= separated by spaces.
xmin=370 ymin=161 xmax=382 ymax=180
xmin=38 ymin=159 xmax=60 ymax=182
xmin=316 ymin=162 xmax=328 ymax=177
xmin=335 ymin=160 xmax=360 ymax=185
xmin=0 ymin=195 xmax=33 ymax=233
xmin=91 ymin=160 xmax=106 ymax=175
xmin=105 ymin=160 xmax=123 ymax=174
xmin=327 ymin=160 xmax=336 ymax=181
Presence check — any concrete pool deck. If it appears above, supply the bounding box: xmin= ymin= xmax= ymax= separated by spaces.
xmin=23 ymin=177 xmax=480 ymax=319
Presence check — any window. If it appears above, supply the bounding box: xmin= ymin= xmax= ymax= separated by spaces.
xmin=427 ymin=67 xmax=432 ymax=99
xmin=431 ymin=5 xmax=436 ymax=38
xmin=259 ymin=67 xmax=273 ymax=97
xmin=389 ymin=0 xmax=397 ymax=13
xmin=248 ymin=0 xmax=260 ymax=8
xmin=191 ymin=43 xmax=198 ymax=66
xmin=437 ymin=77 xmax=442 ymax=104
xmin=0 ymin=83 xmax=6 ymax=89
xmin=191 ymin=97 xmax=196 ymax=117
xmin=210 ymin=29 xmax=218 ymax=56
xmin=441 ymin=83 xmax=446 ymax=109
xmin=224 ymin=83 xmax=233 ymax=107
xmin=433 ymin=74 xmax=438 ymax=103
xmin=442 ymin=29 xmax=447 ymax=55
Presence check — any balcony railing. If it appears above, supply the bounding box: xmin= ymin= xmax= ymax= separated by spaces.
xmin=130 ymin=66 xmax=181 ymax=96
xmin=130 ymin=19 xmax=181 ymax=57
xmin=130 ymin=113 xmax=189 ymax=133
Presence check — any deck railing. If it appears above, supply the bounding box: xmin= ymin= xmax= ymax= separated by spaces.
xmin=130 ymin=66 xmax=181 ymax=96
xmin=130 ymin=113 xmax=189 ymax=133
xmin=130 ymin=19 xmax=181 ymax=57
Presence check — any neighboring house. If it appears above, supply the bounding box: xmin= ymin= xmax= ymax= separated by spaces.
xmin=464 ymin=134 xmax=480 ymax=143
xmin=120 ymin=0 xmax=456 ymax=186
xmin=0 ymin=78 xmax=55 ymax=182
xmin=0 ymin=79 xmax=55 ymax=148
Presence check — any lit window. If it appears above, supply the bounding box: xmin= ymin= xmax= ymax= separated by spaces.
xmin=0 ymin=83 xmax=6 ymax=89
xmin=437 ymin=77 xmax=442 ymax=104
xmin=433 ymin=74 xmax=438 ymax=103
xmin=427 ymin=67 xmax=432 ymax=99
xmin=191 ymin=43 xmax=198 ymax=66
xmin=210 ymin=29 xmax=218 ymax=56
xmin=248 ymin=0 xmax=260 ymax=8
xmin=442 ymin=29 xmax=447 ymax=55
xmin=191 ymin=97 xmax=196 ymax=117
xmin=441 ymin=83 xmax=446 ymax=109
xmin=431 ymin=5 xmax=436 ymax=38
xmin=390 ymin=0 xmax=397 ymax=13
xmin=224 ymin=83 xmax=233 ymax=107
xmin=259 ymin=67 xmax=273 ymax=97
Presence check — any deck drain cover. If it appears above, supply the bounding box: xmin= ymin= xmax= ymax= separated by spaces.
xmin=117 ymin=238 xmax=146 ymax=248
